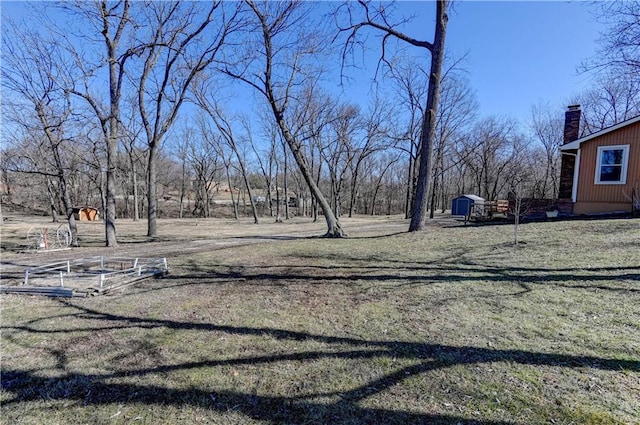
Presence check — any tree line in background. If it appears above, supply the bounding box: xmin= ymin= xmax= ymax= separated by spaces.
xmin=1 ymin=1 xmax=639 ymax=244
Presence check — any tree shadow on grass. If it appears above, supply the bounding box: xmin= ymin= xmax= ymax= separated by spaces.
xmin=2 ymin=301 xmax=638 ymax=424
xmin=279 ymin=251 xmax=640 ymax=293
xmin=157 ymin=254 xmax=640 ymax=296
xmin=93 ymin=246 xmax=639 ymax=303
xmin=1 ymin=368 xmax=514 ymax=425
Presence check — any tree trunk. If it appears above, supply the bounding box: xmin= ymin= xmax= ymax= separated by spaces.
xmin=440 ymin=174 xmax=447 ymax=213
xmin=46 ymin=177 xmax=59 ymax=223
xmin=348 ymin=166 xmax=360 ymax=218
xmin=205 ymin=182 xmax=212 ymax=218
xmin=226 ymin=169 xmax=238 ymax=219
xmin=179 ymin=159 xmax=186 ymax=219
xmin=312 ymin=147 xmax=320 ymax=222
xmin=274 ymin=157 xmax=281 ymax=222
xmin=105 ymin=133 xmax=118 ymax=246
xmin=103 ymin=0 xmax=124 ymax=247
xmin=146 ymin=146 xmax=157 ymax=237
xmin=404 ymin=153 xmax=414 ymax=219
xmin=429 ymin=168 xmax=438 ymax=219
xmin=275 ymin=173 xmax=281 ymax=222
xmin=57 ymin=170 xmax=78 ymax=247
xmin=132 ymin=160 xmax=140 ymax=221
xmin=409 ymin=0 xmax=448 ymax=232
xmin=283 ymin=145 xmax=290 ymax=220
xmin=240 ymin=165 xmax=259 ymax=224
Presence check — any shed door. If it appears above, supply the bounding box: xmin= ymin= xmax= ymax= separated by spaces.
xmin=452 ymin=198 xmax=471 ymax=216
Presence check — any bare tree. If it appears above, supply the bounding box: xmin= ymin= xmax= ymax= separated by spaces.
xmin=623 ymin=179 xmax=640 ymax=214
xmin=429 ymin=71 xmax=477 ymax=217
xmin=2 ymin=132 xmax=61 ymax=220
xmin=288 ymin=85 xmax=339 ymax=222
xmin=240 ymin=118 xmax=268 ymax=220
xmin=388 ymin=58 xmax=477 ymax=218
xmin=337 ymin=0 xmax=450 ymax=231
xmin=172 ymin=126 xmax=197 ymax=219
xmin=252 ymin=112 xmax=278 ymax=218
xmin=346 ymin=97 xmax=396 ymax=217
xmin=509 ymin=181 xmax=525 ymax=247
xmin=582 ymin=1 xmax=640 ymax=78
xmin=576 ymin=1 xmax=640 ymax=133
xmin=57 ymin=0 xmax=142 ymax=247
xmin=136 ymin=1 xmax=241 ymax=237
xmin=389 ymin=62 xmax=427 ymax=218
xmin=1 ymin=21 xmax=80 ymax=245
xmin=193 ymin=85 xmax=260 ymax=224
xmin=322 ymin=103 xmax=361 ymax=218
xmin=363 ymin=152 xmax=403 ymax=215
xmin=193 ymin=117 xmax=225 ymax=218
xmin=460 ymin=117 xmax=524 ymax=201
xmin=573 ymin=75 xmax=640 ymax=134
xmin=222 ymin=1 xmax=345 ymax=237
xmin=529 ymin=103 xmax=564 ymax=199
xmin=118 ymin=98 xmax=146 ymax=221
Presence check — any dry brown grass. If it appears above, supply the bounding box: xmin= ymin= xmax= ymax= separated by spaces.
xmin=1 ymin=213 xmax=639 ymax=424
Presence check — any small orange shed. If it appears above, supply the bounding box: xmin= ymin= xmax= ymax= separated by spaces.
xmin=73 ymin=207 xmax=99 ymax=221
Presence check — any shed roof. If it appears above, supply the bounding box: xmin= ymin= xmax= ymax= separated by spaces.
xmin=453 ymin=194 xmax=485 ymax=201
xmin=560 ymin=114 xmax=640 ymax=151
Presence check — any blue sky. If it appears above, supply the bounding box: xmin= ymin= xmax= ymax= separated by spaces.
xmin=447 ymin=1 xmax=601 ymax=122
xmin=2 ymin=1 xmax=604 ymax=131
xmin=347 ymin=0 xmax=603 ymax=125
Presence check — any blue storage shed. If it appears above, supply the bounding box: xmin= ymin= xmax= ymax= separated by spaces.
xmin=451 ymin=195 xmax=485 ymax=217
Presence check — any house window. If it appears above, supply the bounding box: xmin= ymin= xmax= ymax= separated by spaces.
xmin=595 ymin=145 xmax=629 ymax=184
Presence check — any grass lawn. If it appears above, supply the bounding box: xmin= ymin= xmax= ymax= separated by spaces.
xmin=1 ymin=216 xmax=639 ymax=424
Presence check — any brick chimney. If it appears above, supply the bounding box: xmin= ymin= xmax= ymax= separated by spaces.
xmin=558 ymin=105 xmax=581 ymax=201
xmin=563 ymin=104 xmax=581 ymax=144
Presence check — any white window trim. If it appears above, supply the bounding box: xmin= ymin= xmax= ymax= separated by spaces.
xmin=572 ymin=149 xmax=580 ymax=202
xmin=594 ymin=144 xmax=630 ymax=185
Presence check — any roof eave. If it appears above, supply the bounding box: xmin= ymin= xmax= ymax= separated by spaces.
xmin=560 ymin=140 xmax=580 ymax=151
xmin=559 ymin=114 xmax=640 ymax=151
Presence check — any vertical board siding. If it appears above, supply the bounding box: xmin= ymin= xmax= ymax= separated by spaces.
xmin=577 ymin=121 xmax=640 ymax=204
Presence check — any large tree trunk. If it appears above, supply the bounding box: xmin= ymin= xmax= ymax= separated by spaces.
xmin=408 ymin=0 xmax=448 ymax=232
xmin=105 ymin=134 xmax=118 ymax=246
xmin=146 ymin=146 xmax=158 ymax=237
xmin=102 ymin=0 xmax=125 ymax=247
